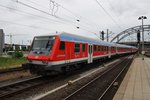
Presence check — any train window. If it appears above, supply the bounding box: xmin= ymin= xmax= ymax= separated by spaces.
xmin=32 ymin=36 xmax=55 ymax=51
xmin=98 ymin=46 xmax=101 ymax=51
xmin=103 ymin=46 xmax=106 ymax=51
xmin=59 ymin=41 xmax=65 ymax=50
xmin=82 ymin=44 xmax=86 ymax=52
xmin=101 ymin=46 xmax=103 ymax=51
xmin=74 ymin=43 xmax=80 ymax=52
xmin=94 ymin=45 xmax=97 ymax=52
xmin=112 ymin=47 xmax=114 ymax=51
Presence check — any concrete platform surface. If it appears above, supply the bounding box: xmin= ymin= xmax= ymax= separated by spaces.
xmin=113 ymin=56 xmax=150 ymax=100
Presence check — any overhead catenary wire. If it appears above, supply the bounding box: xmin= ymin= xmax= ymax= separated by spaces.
xmin=16 ymin=0 xmax=55 ymax=17
xmin=0 ymin=0 xmax=102 ymax=40
xmin=106 ymin=0 xmax=127 ymax=29
xmin=14 ymin=1 xmax=95 ymax=30
xmin=44 ymin=0 xmax=101 ymax=29
xmin=11 ymin=0 xmax=102 ymax=39
xmin=0 ymin=3 xmax=92 ymax=33
xmin=80 ymin=27 xmax=102 ymax=40
xmin=95 ymin=0 xmax=123 ymax=31
xmin=24 ymin=0 xmax=101 ymax=33
xmin=0 ymin=4 xmax=67 ymax=25
xmin=15 ymin=0 xmax=77 ymax=27
xmin=101 ymin=0 xmax=138 ymax=39
xmin=0 ymin=4 xmax=100 ymax=40
xmin=0 ymin=19 xmax=56 ymax=32
xmin=37 ymin=0 xmax=103 ymax=39
xmin=3 ymin=1 xmax=76 ymax=26
xmin=59 ymin=4 xmax=101 ymax=29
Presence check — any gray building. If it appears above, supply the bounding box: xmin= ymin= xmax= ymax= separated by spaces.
xmin=0 ymin=29 xmax=4 ymax=54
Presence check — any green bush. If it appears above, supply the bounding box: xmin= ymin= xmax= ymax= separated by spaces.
xmin=12 ymin=51 xmax=23 ymax=58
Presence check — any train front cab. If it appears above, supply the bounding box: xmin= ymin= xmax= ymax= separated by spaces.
xmin=22 ymin=35 xmax=61 ymax=75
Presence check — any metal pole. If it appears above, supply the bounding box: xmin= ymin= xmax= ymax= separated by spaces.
xmin=107 ymin=29 xmax=109 ymax=42
xmin=100 ymin=31 xmax=101 ymax=40
xmin=142 ymin=18 xmax=144 ymax=54
xmin=138 ymin=43 xmax=140 ymax=56
xmin=10 ymin=34 xmax=12 ymax=47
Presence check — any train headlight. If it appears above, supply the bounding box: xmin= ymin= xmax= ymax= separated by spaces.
xmin=28 ymin=60 xmax=32 ymax=63
xmin=42 ymin=61 xmax=48 ymax=64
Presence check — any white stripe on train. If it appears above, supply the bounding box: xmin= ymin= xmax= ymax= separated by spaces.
xmin=29 ymin=51 xmax=133 ymax=66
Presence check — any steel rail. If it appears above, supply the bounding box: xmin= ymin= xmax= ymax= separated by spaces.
xmin=0 ymin=67 xmax=23 ymax=74
xmin=63 ymin=55 xmax=132 ymax=100
xmin=98 ymin=55 xmax=134 ymax=100
xmin=0 ymin=75 xmax=42 ymax=98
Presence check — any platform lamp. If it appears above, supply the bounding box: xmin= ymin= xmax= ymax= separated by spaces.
xmin=138 ymin=16 xmax=147 ymax=60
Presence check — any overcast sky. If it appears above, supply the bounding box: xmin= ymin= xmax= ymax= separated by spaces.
xmin=0 ymin=0 xmax=150 ymax=45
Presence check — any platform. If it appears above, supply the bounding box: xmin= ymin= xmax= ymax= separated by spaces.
xmin=113 ymin=56 xmax=150 ymax=100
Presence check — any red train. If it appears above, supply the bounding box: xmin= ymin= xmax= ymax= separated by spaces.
xmin=22 ymin=32 xmax=137 ymax=75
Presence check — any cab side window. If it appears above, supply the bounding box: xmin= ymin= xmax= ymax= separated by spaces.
xmin=59 ymin=41 xmax=65 ymax=50
xmin=98 ymin=46 xmax=101 ymax=51
xmin=82 ymin=44 xmax=86 ymax=52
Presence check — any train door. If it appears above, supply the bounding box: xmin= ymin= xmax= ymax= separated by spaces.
xmin=65 ymin=42 xmax=71 ymax=64
xmin=88 ymin=44 xmax=93 ymax=63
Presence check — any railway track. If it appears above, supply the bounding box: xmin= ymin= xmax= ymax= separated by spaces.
xmin=0 ymin=67 xmax=23 ymax=74
xmin=0 ymin=66 xmax=32 ymax=83
xmin=0 ymin=75 xmax=44 ymax=99
xmin=0 ymin=58 xmax=109 ymax=99
xmin=0 ymin=55 xmax=134 ymax=100
xmin=63 ymin=55 xmax=134 ymax=100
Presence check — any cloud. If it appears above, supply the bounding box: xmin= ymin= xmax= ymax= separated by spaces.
xmin=6 ymin=0 xmax=18 ymax=12
xmin=109 ymin=0 xmax=149 ymax=16
xmin=1 ymin=0 xmax=150 ymax=44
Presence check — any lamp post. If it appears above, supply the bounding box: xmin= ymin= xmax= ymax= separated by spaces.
xmin=138 ymin=16 xmax=147 ymax=58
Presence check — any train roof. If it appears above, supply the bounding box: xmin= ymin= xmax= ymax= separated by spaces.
xmin=59 ymin=32 xmax=137 ymax=49
xmin=116 ymin=43 xmax=137 ymax=48
xmin=34 ymin=32 xmax=137 ymax=48
xmin=59 ymin=32 xmax=113 ymax=46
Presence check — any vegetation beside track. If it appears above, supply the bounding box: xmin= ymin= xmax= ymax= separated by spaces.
xmin=0 ymin=57 xmax=27 ymax=69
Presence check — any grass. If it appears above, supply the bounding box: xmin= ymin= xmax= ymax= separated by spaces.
xmin=0 ymin=57 xmax=27 ymax=69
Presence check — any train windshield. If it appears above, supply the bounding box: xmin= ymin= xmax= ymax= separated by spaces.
xmin=31 ymin=36 xmax=55 ymax=55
